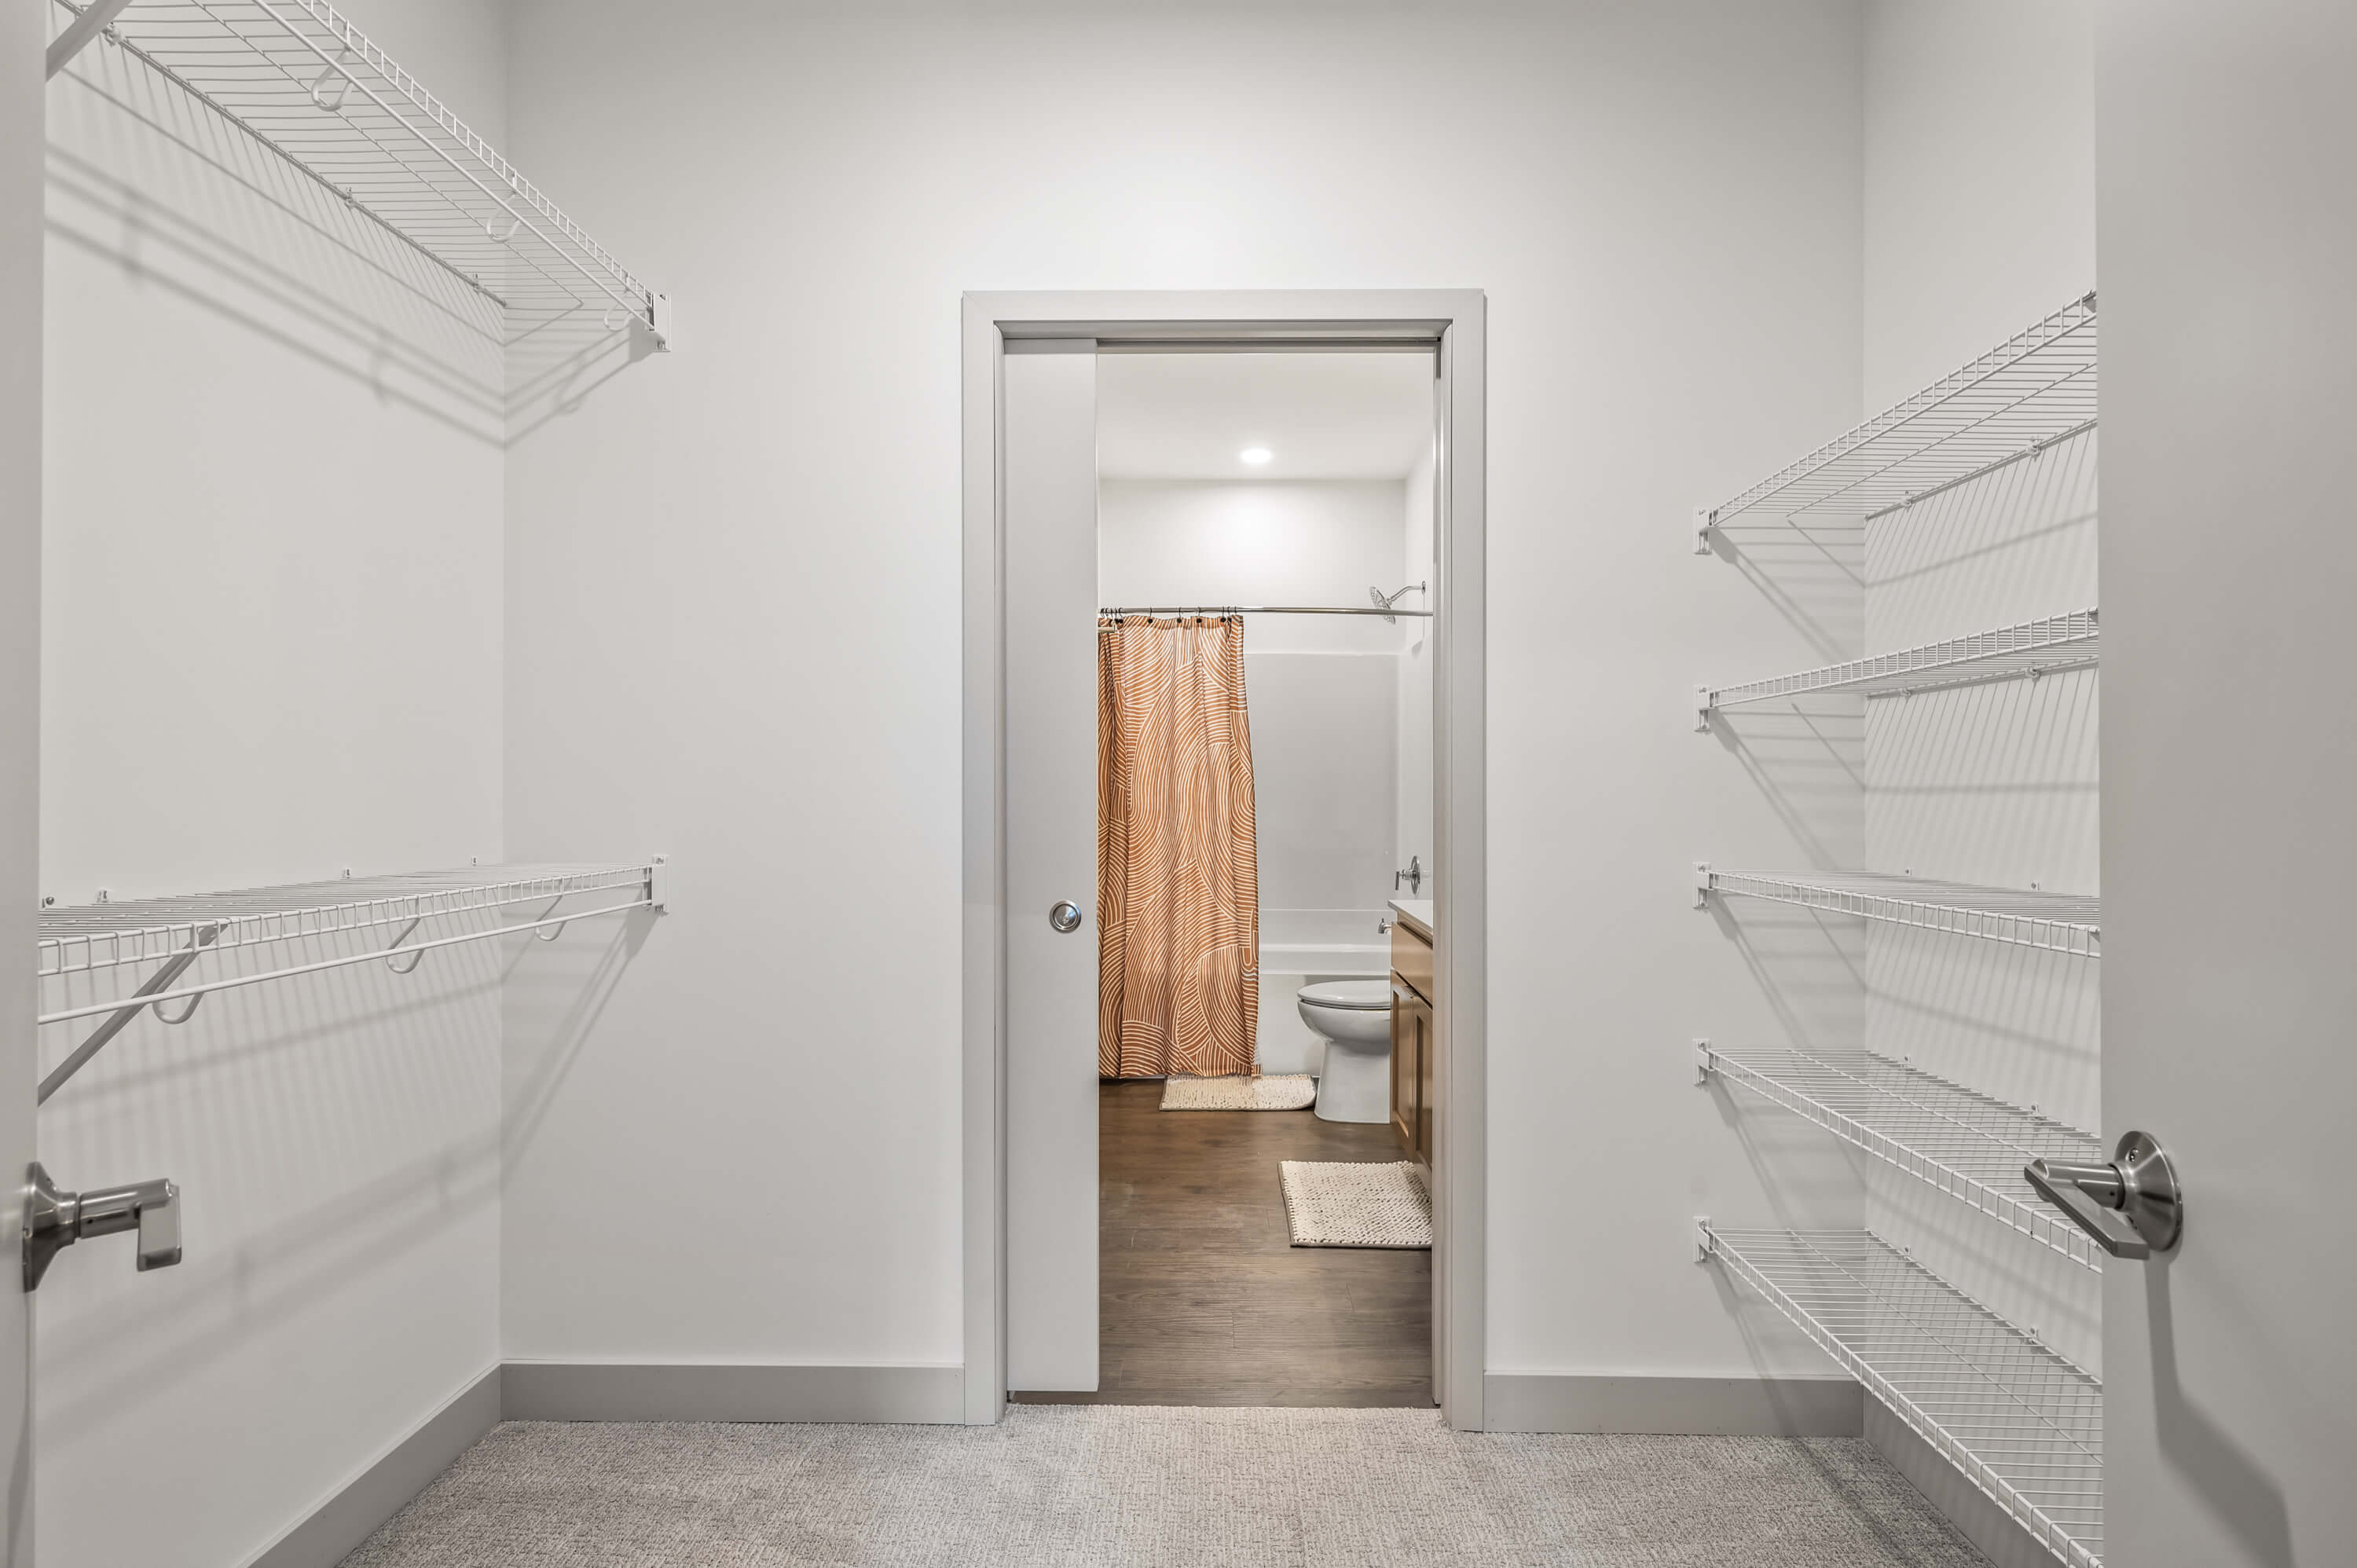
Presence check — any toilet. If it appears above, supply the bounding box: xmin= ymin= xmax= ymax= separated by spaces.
xmin=1296 ymin=979 xmax=1395 ymax=1123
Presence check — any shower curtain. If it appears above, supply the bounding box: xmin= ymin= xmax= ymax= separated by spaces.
xmin=1098 ymin=614 xmax=1260 ymax=1079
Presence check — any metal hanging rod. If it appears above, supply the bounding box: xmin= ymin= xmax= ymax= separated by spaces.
xmin=1098 ymin=606 xmax=1431 ymax=618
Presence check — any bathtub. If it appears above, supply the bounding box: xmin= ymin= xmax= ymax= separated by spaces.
xmin=1256 ymin=907 xmax=1393 ymax=1076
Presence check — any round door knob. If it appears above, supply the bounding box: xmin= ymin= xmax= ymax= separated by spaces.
xmin=1050 ymin=900 xmax=1083 ymax=933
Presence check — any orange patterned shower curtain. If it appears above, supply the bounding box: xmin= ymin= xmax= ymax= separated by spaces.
xmin=1098 ymin=614 xmax=1259 ymax=1079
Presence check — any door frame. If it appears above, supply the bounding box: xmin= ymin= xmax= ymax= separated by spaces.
xmin=960 ymin=289 xmax=1488 ymax=1428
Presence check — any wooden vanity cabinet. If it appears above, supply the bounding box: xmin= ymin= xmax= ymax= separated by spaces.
xmin=1390 ymin=919 xmax=1436 ymax=1164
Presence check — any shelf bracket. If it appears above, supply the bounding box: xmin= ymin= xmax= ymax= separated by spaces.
xmin=1692 ymin=1038 xmax=1716 ymax=1086
xmin=1692 ymin=508 xmax=1714 ymax=556
xmin=646 ymin=854 xmax=670 ymax=913
xmin=648 ymin=295 xmax=673 ymax=353
xmin=39 ymin=923 xmax=221 ymax=1105
xmin=1694 ymin=684 xmax=1714 ymax=734
xmin=1693 ymin=1216 xmax=1714 ymax=1263
xmin=1693 ymin=861 xmax=1713 ymax=910
xmin=45 ymin=0 xmax=134 ymax=80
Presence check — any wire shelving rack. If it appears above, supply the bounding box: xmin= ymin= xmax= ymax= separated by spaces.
xmin=1695 ymin=292 xmax=2095 ymax=549
xmin=1696 ymin=1046 xmax=2106 ymax=1270
xmin=1701 ymin=1226 xmax=2102 ymax=1567
xmin=37 ymin=862 xmax=665 ymax=1101
xmin=46 ymin=0 xmax=668 ymax=346
xmin=1699 ymin=610 xmax=2098 ymax=726
xmin=1696 ymin=866 xmax=2099 ymax=958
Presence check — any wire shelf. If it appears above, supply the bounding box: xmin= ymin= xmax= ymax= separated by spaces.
xmin=1701 ymin=610 xmax=2098 ymax=722
xmin=49 ymin=0 xmax=666 ymax=346
xmin=1699 ymin=292 xmax=2095 ymax=540
xmin=36 ymin=862 xmax=665 ymax=1101
xmin=1698 ymin=866 xmax=2099 ymax=958
xmin=39 ymin=863 xmax=656 ymax=980
xmin=1702 ymin=1226 xmax=2102 ymax=1567
xmin=1699 ymin=1046 xmax=2106 ymax=1270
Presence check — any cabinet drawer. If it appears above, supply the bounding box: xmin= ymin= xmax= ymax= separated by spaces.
xmin=1391 ymin=920 xmax=1434 ymax=1003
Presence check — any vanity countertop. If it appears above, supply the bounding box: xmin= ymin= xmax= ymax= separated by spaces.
xmin=1387 ymin=899 xmax=1434 ymax=941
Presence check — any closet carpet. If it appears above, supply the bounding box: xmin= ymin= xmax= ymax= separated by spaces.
xmin=339 ymin=1406 xmax=1989 ymax=1567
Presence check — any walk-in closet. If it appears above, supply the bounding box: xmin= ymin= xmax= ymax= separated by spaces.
xmin=4 ymin=2 xmax=2352 ymax=1566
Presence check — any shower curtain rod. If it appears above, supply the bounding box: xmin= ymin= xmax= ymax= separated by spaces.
xmin=1098 ymin=605 xmax=1433 ymax=618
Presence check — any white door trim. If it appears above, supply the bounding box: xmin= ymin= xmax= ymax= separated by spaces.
xmin=961 ymin=289 xmax=1487 ymax=1429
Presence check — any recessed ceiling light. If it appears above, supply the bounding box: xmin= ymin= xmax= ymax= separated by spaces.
xmin=1239 ymin=446 xmax=1272 ymax=466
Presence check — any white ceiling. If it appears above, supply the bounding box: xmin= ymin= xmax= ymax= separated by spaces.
xmin=1096 ymin=351 xmax=1435 ymax=481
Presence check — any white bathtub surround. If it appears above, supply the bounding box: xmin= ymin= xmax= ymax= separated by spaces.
xmin=1159 ymin=1075 xmax=1316 ymax=1112
xmin=1278 ymin=1161 xmax=1433 ymax=1248
xmin=1257 ymin=907 xmax=1393 ymax=1075
xmin=1299 ymin=979 xmax=1396 ymax=1123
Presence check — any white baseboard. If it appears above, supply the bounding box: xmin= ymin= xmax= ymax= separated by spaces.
xmin=1482 ymin=1372 xmax=1864 ymax=1435
xmin=501 ymin=1361 xmax=967 ymax=1424
xmin=1865 ymin=1401 xmax=2055 ymax=1568
xmin=244 ymin=1365 xmax=503 ymax=1568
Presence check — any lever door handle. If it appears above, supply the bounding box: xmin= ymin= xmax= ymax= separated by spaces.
xmin=22 ymin=1161 xmax=183 ymax=1291
xmin=2025 ymin=1130 xmax=2181 ymax=1258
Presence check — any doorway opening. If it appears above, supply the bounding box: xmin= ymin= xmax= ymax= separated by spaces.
xmin=1049 ymin=348 xmax=1439 ymax=1407
xmin=962 ymin=291 xmax=1487 ymax=1429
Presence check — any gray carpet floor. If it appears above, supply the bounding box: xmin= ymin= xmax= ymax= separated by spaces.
xmin=341 ymin=1405 xmax=1990 ymax=1566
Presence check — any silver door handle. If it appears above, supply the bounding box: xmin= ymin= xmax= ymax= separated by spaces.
xmin=2025 ymin=1130 xmax=2182 ymax=1258
xmin=23 ymin=1161 xmax=183 ymax=1291
xmin=1049 ymin=900 xmax=1083 ymax=934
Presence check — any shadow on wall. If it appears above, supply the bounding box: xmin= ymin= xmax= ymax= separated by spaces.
xmin=45 ymin=38 xmax=654 ymax=447
xmin=1704 ymin=519 xmax=1864 ymax=666
xmin=1704 ymin=898 xmax=1866 ymax=1057
xmin=2143 ymin=1262 xmax=2293 ymax=1568
xmin=31 ymin=913 xmax=646 ymax=1449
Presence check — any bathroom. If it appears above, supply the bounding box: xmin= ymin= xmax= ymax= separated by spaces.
xmin=1072 ymin=347 xmax=1441 ymax=1405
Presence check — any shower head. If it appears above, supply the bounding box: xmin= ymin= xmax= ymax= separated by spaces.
xmin=1369 ymin=581 xmax=1428 ymax=625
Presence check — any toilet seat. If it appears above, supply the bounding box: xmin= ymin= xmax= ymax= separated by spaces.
xmin=1299 ymin=979 xmax=1393 ymax=1011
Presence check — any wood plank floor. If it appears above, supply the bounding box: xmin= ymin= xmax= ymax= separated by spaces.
xmin=1016 ymin=1079 xmax=1432 ymax=1409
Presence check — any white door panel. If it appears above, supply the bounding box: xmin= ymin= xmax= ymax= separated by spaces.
xmin=3 ymin=0 xmax=42 ymax=1553
xmin=1002 ymin=342 xmax=1099 ymax=1392
xmin=2101 ymin=4 xmax=2357 ymax=1563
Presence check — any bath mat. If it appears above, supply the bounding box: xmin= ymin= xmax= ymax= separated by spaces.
xmin=1159 ymin=1074 xmax=1317 ymax=1112
xmin=1278 ymin=1160 xmax=1432 ymax=1248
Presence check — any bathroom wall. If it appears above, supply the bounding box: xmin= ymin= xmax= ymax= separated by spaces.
xmin=502 ymin=0 xmax=1868 ymax=1393
xmin=36 ymin=2 xmax=511 ymax=1562
xmin=1099 ymin=478 xmax=1405 ymax=1074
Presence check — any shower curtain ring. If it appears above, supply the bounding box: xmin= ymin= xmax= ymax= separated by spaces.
xmin=534 ymin=921 xmax=569 ymax=942
xmin=486 ymin=213 xmax=520 ymax=243
xmin=602 ymin=305 xmax=625 ymax=332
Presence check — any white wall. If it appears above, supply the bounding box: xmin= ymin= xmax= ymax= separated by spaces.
xmin=37 ymin=2 xmax=511 ymax=1561
xmin=1863 ymin=0 xmax=2097 ymax=408
xmin=501 ymin=0 xmax=1869 ymax=1387
xmin=1858 ymin=0 xmax=2100 ymax=1392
